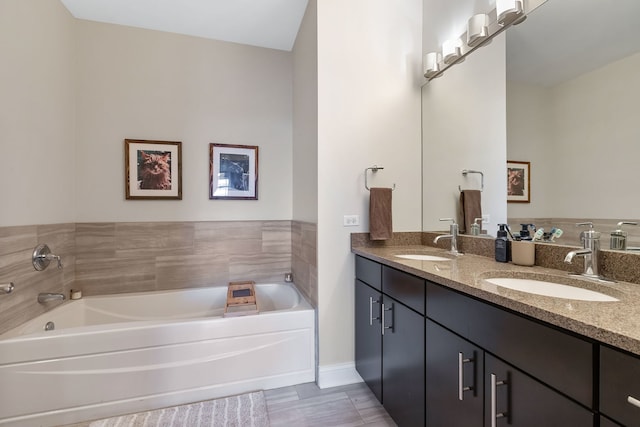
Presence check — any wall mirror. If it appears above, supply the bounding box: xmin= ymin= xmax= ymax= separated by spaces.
xmin=423 ymin=0 xmax=640 ymax=248
xmin=506 ymin=0 xmax=640 ymax=246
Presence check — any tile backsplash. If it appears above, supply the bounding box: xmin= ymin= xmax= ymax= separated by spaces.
xmin=0 ymin=220 xmax=317 ymax=336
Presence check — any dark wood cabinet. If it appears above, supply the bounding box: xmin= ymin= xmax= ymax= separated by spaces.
xmin=382 ymin=297 xmax=425 ymax=427
xmin=600 ymin=346 xmax=640 ymax=427
xmin=484 ymin=354 xmax=593 ymax=427
xmin=426 ymin=281 xmax=593 ymax=407
xmin=426 ymin=319 xmax=483 ymax=427
xmin=354 ymin=254 xmax=639 ymax=426
xmin=355 ymin=279 xmax=382 ymax=402
xmin=355 ymin=256 xmax=425 ymax=426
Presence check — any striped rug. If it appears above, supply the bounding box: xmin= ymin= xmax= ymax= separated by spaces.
xmin=89 ymin=391 xmax=269 ymax=427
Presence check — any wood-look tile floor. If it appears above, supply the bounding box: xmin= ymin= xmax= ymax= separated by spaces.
xmin=62 ymin=382 xmax=396 ymax=427
xmin=265 ymin=382 xmax=396 ymax=426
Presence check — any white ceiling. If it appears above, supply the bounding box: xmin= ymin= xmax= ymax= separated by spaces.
xmin=60 ymin=0 xmax=309 ymax=51
xmin=507 ymin=0 xmax=640 ymax=87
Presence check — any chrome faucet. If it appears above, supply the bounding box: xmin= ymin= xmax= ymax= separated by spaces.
xmin=564 ymin=222 xmax=608 ymax=281
xmin=433 ymin=218 xmax=462 ymax=255
xmin=37 ymin=293 xmax=66 ymax=304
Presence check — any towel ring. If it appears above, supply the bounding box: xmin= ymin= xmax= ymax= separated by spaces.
xmin=365 ymin=166 xmax=396 ymax=191
xmin=458 ymin=169 xmax=483 ymax=192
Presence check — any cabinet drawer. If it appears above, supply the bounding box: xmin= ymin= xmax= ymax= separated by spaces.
xmin=485 ymin=353 xmax=594 ymax=426
xmin=426 ymin=282 xmax=593 ymax=407
xmin=355 ymin=256 xmax=382 ymax=291
xmin=383 ymin=266 xmax=425 ymax=315
xmin=601 ymin=346 xmax=640 ymax=427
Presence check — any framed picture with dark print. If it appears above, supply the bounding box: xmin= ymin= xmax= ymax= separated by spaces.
xmin=507 ymin=160 xmax=530 ymax=203
xmin=209 ymin=143 xmax=258 ymax=200
xmin=125 ymin=139 xmax=182 ymax=200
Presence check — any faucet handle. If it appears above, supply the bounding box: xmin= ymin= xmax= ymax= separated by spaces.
xmin=616 ymin=221 xmax=638 ymax=228
xmin=439 ymin=218 xmax=457 ymax=224
xmin=576 ymin=222 xmax=594 ymax=229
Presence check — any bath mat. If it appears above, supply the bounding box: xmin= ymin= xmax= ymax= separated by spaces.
xmin=89 ymin=391 xmax=269 ymax=427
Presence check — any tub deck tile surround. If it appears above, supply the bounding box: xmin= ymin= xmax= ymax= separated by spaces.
xmin=292 ymin=221 xmax=317 ymax=307
xmin=0 ymin=220 xmax=318 ymax=335
xmin=0 ymin=223 xmax=75 ymax=335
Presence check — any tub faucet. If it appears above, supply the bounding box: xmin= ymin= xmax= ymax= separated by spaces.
xmin=564 ymin=222 xmax=607 ymax=281
xmin=38 ymin=293 xmax=66 ymax=304
xmin=434 ymin=218 xmax=461 ymax=255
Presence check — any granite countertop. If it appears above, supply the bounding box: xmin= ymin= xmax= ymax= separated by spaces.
xmin=352 ymin=244 xmax=640 ymax=357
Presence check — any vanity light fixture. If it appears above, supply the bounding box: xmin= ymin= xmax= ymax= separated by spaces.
xmin=442 ymin=38 xmax=464 ymax=65
xmin=496 ymin=0 xmax=526 ymax=26
xmin=467 ymin=14 xmax=490 ymax=47
xmin=422 ymin=0 xmax=546 ymax=83
xmin=424 ymin=52 xmax=442 ymax=78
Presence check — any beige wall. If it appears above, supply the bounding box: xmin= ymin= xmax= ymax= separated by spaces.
xmin=74 ymin=20 xmax=293 ymax=222
xmin=507 ymin=51 xmax=640 ymax=219
xmin=316 ymin=0 xmax=423 ymax=373
xmin=0 ymin=0 xmax=76 ymax=226
xmin=292 ymin=0 xmax=319 ymax=224
xmin=422 ymin=37 xmax=508 ymax=232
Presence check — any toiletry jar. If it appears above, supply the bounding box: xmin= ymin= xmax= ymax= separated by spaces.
xmin=511 ymin=240 xmax=535 ymax=266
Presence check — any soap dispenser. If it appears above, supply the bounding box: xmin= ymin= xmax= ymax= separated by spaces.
xmin=495 ymin=224 xmax=511 ymax=263
xmin=518 ymin=224 xmax=535 ymax=241
xmin=610 ymin=221 xmax=638 ymax=250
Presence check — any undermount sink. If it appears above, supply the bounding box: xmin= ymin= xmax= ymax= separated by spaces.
xmin=395 ymin=254 xmax=451 ymax=262
xmin=484 ymin=277 xmax=619 ymax=302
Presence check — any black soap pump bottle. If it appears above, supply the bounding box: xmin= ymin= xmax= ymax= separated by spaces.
xmin=495 ymin=224 xmax=511 ymax=263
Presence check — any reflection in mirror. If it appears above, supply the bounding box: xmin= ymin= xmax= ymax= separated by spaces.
xmin=505 ymin=0 xmax=640 ymax=248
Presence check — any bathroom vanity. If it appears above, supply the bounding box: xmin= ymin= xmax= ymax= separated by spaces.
xmin=353 ymin=246 xmax=640 ymax=427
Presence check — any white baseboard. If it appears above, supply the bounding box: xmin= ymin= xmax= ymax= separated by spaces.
xmin=317 ymin=362 xmax=363 ymax=389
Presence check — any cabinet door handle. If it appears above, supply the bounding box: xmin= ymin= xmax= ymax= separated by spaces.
xmin=490 ymin=373 xmax=508 ymax=427
xmin=369 ymin=297 xmax=380 ymax=326
xmin=458 ymin=352 xmax=474 ymax=401
xmin=628 ymin=395 xmax=640 ymax=409
xmin=381 ymin=303 xmax=393 ymax=335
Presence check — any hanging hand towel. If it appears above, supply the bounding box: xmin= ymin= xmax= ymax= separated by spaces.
xmin=369 ymin=187 xmax=393 ymax=240
xmin=458 ymin=190 xmax=482 ymax=234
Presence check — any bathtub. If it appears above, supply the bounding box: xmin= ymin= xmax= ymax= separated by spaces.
xmin=0 ymin=283 xmax=315 ymax=427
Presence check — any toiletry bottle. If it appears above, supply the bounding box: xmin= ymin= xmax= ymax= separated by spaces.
xmin=470 ymin=218 xmax=482 ymax=236
xmin=610 ymin=221 xmax=638 ymax=250
xmin=495 ymin=224 xmax=511 ymax=263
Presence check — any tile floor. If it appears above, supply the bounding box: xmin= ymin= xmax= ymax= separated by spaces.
xmin=265 ymin=382 xmax=396 ymax=426
xmin=62 ymin=382 xmax=396 ymax=427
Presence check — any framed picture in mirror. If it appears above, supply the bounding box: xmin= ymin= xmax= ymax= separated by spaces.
xmin=507 ymin=160 xmax=530 ymax=203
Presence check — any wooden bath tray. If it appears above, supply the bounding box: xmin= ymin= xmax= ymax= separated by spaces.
xmin=224 ymin=281 xmax=259 ymax=317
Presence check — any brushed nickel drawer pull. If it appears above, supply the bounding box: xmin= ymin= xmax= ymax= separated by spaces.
xmin=491 ymin=373 xmax=508 ymax=427
xmin=628 ymin=395 xmax=640 ymax=409
xmin=458 ymin=352 xmax=474 ymax=401
xmin=381 ymin=303 xmax=393 ymax=335
xmin=368 ymin=297 xmax=379 ymax=326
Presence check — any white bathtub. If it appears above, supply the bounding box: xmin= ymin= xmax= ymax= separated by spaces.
xmin=0 ymin=283 xmax=315 ymax=427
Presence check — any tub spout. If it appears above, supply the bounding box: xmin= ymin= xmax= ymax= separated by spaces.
xmin=38 ymin=293 xmax=66 ymax=304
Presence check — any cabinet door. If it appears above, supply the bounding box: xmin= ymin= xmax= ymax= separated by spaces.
xmin=485 ymin=354 xmax=593 ymax=427
xmin=426 ymin=319 xmax=483 ymax=427
xmin=355 ymin=279 xmax=382 ymax=402
xmin=382 ymin=298 xmax=425 ymax=427
xmin=600 ymin=346 xmax=640 ymax=427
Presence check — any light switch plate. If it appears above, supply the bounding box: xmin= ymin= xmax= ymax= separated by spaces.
xmin=343 ymin=215 xmax=360 ymax=226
